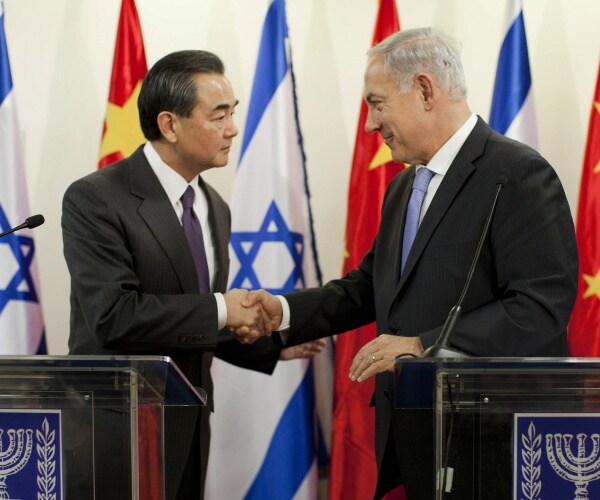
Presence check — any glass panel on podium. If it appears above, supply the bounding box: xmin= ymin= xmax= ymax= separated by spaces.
xmin=0 ymin=355 xmax=205 ymax=500
xmin=395 ymin=358 xmax=600 ymax=500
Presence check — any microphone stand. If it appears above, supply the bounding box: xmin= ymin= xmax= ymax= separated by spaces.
xmin=422 ymin=305 xmax=469 ymax=358
xmin=423 ymin=176 xmax=506 ymax=358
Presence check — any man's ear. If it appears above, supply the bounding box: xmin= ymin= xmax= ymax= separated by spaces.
xmin=415 ymin=74 xmax=435 ymax=110
xmin=156 ymin=111 xmax=178 ymax=143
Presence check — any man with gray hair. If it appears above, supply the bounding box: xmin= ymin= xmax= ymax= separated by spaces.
xmin=245 ymin=27 xmax=578 ymax=498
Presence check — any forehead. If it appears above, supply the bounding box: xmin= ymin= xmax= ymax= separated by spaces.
xmin=363 ymin=55 xmax=396 ymax=100
xmin=193 ymin=72 xmax=237 ymax=108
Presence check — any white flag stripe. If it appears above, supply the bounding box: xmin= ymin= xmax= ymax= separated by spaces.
xmin=293 ymin=461 xmax=318 ymax=500
xmin=507 ymin=0 xmax=521 ymax=21
xmin=504 ymin=84 xmax=538 ymax=149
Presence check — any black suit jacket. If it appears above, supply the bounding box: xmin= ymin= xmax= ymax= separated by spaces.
xmin=283 ymin=118 xmax=578 ymax=494
xmin=62 ymin=146 xmax=280 ymax=498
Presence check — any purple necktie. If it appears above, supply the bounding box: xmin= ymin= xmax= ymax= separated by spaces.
xmin=181 ymin=186 xmax=210 ymax=293
xmin=401 ymin=167 xmax=434 ymax=273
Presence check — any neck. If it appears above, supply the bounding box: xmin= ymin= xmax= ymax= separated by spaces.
xmin=151 ymin=140 xmax=199 ymax=183
xmin=423 ymin=102 xmax=472 ymax=163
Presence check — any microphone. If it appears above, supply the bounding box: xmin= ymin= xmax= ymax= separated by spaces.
xmin=423 ymin=170 xmax=509 ymax=358
xmin=0 ymin=214 xmax=45 ymax=238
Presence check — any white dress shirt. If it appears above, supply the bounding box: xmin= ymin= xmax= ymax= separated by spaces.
xmin=144 ymin=142 xmax=227 ymax=329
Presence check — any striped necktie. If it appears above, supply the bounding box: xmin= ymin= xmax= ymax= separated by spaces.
xmin=401 ymin=167 xmax=434 ymax=273
xmin=181 ymin=186 xmax=210 ymax=293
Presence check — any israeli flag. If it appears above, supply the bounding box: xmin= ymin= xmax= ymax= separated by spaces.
xmin=489 ymin=0 xmax=538 ymax=149
xmin=206 ymin=0 xmax=331 ymax=498
xmin=0 ymin=4 xmax=46 ymax=354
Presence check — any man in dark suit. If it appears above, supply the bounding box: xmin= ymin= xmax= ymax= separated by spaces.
xmin=244 ymin=28 xmax=578 ymax=499
xmin=62 ymin=50 xmax=322 ymax=499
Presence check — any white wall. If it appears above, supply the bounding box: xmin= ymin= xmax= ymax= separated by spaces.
xmin=3 ymin=0 xmax=598 ymax=354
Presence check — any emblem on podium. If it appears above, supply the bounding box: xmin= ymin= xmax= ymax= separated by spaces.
xmin=0 ymin=411 xmax=61 ymax=500
xmin=515 ymin=414 xmax=600 ymax=500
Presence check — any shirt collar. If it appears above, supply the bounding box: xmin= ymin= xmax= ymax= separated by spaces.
xmin=421 ymin=113 xmax=477 ymax=176
xmin=143 ymin=142 xmax=201 ymax=205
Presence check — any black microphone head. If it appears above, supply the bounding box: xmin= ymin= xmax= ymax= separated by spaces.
xmin=497 ymin=168 xmax=510 ymax=187
xmin=25 ymin=214 xmax=45 ymax=229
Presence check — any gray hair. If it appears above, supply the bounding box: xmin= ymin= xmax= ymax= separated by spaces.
xmin=368 ymin=27 xmax=467 ymax=100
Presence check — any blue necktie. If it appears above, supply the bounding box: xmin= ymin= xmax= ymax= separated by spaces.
xmin=181 ymin=186 xmax=210 ymax=293
xmin=401 ymin=167 xmax=434 ymax=273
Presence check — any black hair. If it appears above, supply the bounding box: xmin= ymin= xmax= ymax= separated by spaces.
xmin=138 ymin=50 xmax=225 ymax=140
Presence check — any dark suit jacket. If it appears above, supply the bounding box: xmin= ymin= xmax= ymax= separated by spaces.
xmin=283 ymin=118 xmax=578 ymax=495
xmin=62 ymin=145 xmax=280 ymax=498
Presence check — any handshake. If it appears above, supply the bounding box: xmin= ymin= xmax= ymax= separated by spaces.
xmin=223 ymin=288 xmax=283 ymax=344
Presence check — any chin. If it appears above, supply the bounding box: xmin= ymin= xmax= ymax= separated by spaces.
xmin=390 ymin=148 xmax=413 ymax=165
xmin=390 ymin=152 xmax=405 ymax=164
xmin=213 ymin=154 xmax=230 ymax=168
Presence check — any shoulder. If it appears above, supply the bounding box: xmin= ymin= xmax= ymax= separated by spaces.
xmin=64 ymin=147 xmax=151 ymax=201
xmin=471 ymin=122 xmax=557 ymax=188
xmin=200 ymin=177 xmax=229 ymax=213
xmin=487 ymin=134 xmax=556 ymax=183
xmin=66 ymin=155 xmax=132 ymax=192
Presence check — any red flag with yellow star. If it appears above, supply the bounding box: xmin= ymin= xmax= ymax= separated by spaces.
xmin=329 ymin=1 xmax=405 ymax=499
xmin=569 ymin=63 xmax=600 ymax=356
xmin=98 ymin=1 xmax=159 ymax=497
xmin=98 ymin=0 xmax=147 ymax=168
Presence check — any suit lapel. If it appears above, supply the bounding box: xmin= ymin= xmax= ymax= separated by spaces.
xmin=128 ymin=147 xmax=200 ymax=294
xmin=396 ymin=117 xmax=490 ymax=293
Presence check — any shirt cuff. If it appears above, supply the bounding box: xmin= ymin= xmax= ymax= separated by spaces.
xmin=215 ymin=292 xmax=227 ymax=330
xmin=276 ymin=295 xmax=290 ymax=345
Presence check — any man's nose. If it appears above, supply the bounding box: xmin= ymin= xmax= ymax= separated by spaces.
xmin=364 ymin=110 xmax=380 ymax=134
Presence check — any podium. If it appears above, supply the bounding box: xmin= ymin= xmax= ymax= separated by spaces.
xmin=395 ymin=358 xmax=600 ymax=499
xmin=0 ymin=355 xmax=205 ymax=500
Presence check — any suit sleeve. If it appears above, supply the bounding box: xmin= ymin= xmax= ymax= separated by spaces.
xmin=282 ymin=261 xmax=377 ymax=346
xmin=216 ymin=336 xmax=280 ymax=374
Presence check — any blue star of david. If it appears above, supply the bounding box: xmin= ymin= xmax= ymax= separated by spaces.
xmin=0 ymin=204 xmax=39 ymax=314
xmin=230 ymin=201 xmax=304 ymax=294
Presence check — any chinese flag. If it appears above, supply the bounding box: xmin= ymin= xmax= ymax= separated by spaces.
xmin=98 ymin=0 xmax=147 ymax=168
xmin=99 ymin=1 xmax=159 ymax=498
xmin=569 ymin=63 xmax=600 ymax=356
xmin=329 ymin=1 xmax=405 ymax=499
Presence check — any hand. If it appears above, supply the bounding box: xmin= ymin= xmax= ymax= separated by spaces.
xmin=279 ymin=339 xmax=326 ymax=360
xmin=243 ymin=289 xmax=283 ymax=332
xmin=224 ymin=289 xmax=271 ymax=344
xmin=349 ymin=334 xmax=424 ymax=382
